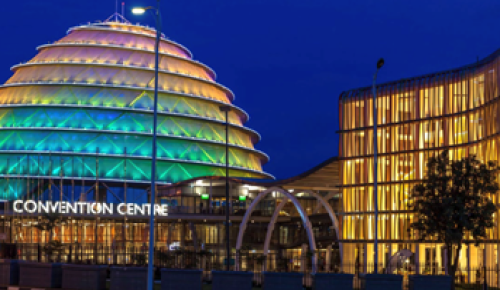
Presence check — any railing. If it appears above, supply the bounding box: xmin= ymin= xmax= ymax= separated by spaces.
xmin=4 ymin=243 xmax=500 ymax=289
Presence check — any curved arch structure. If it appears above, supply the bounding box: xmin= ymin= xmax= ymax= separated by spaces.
xmin=0 ymin=20 xmax=272 ymax=199
xmin=262 ymin=196 xmax=288 ymax=256
xmin=261 ymin=189 xmax=343 ymax=265
xmin=313 ymin=191 xmax=337 ymax=214
xmin=235 ymin=187 xmax=317 ymax=273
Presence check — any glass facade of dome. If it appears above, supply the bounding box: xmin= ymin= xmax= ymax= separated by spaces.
xmin=0 ymin=21 xmax=272 ymax=200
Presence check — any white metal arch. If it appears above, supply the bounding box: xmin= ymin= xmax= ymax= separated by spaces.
xmin=263 ymin=196 xmax=288 ymax=255
xmin=295 ymin=190 xmax=342 ymax=262
xmin=313 ymin=191 xmax=337 ymax=214
xmin=262 ymin=190 xmax=343 ymax=265
xmin=235 ymin=186 xmax=317 ymax=273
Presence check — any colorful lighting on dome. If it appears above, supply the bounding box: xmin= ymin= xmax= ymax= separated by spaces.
xmin=0 ymin=20 xmax=272 ymax=199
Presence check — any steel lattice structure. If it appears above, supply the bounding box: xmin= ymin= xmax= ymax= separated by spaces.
xmin=0 ymin=20 xmax=272 ymax=199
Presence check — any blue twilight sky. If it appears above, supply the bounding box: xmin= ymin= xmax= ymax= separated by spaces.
xmin=1 ymin=0 xmax=500 ymax=179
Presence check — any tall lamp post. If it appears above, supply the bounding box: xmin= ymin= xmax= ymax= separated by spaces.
xmin=132 ymin=3 xmax=161 ymax=290
xmin=372 ymin=58 xmax=384 ymax=274
xmin=219 ymin=105 xmax=231 ymax=271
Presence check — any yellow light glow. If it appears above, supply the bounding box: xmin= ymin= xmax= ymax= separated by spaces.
xmin=132 ymin=7 xmax=146 ymax=15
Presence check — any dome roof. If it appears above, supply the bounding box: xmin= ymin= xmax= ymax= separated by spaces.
xmin=0 ymin=20 xmax=272 ymax=198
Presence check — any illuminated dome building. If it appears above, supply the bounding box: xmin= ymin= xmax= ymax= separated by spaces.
xmin=0 ymin=16 xmax=342 ymax=275
xmin=0 ymin=18 xmax=272 ymax=199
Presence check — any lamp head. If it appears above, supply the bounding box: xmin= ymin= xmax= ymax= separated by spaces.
xmin=132 ymin=7 xmax=146 ymax=15
xmin=377 ymin=58 xmax=385 ymax=69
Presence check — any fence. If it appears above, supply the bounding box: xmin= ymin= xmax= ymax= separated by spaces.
xmin=3 ymin=243 xmax=500 ymax=289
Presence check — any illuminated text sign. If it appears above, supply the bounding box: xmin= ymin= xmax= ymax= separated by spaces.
xmin=12 ymin=200 xmax=168 ymax=216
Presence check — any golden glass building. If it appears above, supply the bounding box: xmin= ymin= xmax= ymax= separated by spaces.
xmin=339 ymin=50 xmax=500 ymax=279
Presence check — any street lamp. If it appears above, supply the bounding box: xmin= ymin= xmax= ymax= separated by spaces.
xmin=132 ymin=2 xmax=161 ymax=290
xmin=372 ymin=57 xmax=384 ymax=274
xmin=131 ymin=7 xmax=147 ymax=14
xmin=219 ymin=105 xmax=230 ymax=271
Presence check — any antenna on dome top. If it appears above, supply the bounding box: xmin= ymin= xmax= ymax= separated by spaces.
xmin=105 ymin=11 xmax=131 ymax=24
xmin=115 ymin=0 xmax=118 ymax=21
xmin=107 ymin=0 xmax=128 ymax=23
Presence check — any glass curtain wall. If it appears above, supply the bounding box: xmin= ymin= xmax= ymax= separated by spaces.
xmin=339 ymin=54 xmax=500 ymax=275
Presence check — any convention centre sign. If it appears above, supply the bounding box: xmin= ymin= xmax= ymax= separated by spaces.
xmin=12 ymin=200 xmax=168 ymax=217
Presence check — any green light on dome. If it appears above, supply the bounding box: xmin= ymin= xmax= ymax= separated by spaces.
xmin=0 ymin=22 xmax=271 ymax=200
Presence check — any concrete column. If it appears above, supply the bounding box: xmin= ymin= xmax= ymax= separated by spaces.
xmin=325 ymin=244 xmax=332 ymax=272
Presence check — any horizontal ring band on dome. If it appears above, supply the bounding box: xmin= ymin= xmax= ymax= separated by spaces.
xmin=0 ymin=126 xmax=269 ymax=162
xmin=0 ymin=81 xmax=252 ymax=126
xmin=0 ymin=174 xmax=171 ymax=186
xmin=88 ymin=21 xmax=168 ymax=39
xmin=36 ymin=43 xmax=217 ymax=80
xmin=23 ymin=58 xmax=213 ymax=83
xmin=0 ymin=150 xmax=274 ymax=178
xmin=67 ymin=25 xmax=193 ymax=59
xmin=0 ymin=102 xmax=251 ymax=140
xmin=11 ymin=61 xmax=234 ymax=101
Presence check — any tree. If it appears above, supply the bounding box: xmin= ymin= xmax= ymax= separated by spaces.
xmin=410 ymin=150 xmax=497 ymax=289
xmin=35 ymin=213 xmax=62 ymax=262
xmin=42 ymin=240 xmax=65 ymax=262
xmin=35 ymin=213 xmax=60 ymax=244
